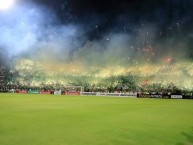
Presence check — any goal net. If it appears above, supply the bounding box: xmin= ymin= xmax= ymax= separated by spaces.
xmin=64 ymin=86 xmax=83 ymax=95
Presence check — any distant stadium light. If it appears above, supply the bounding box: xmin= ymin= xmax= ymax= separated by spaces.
xmin=0 ymin=0 xmax=15 ymax=10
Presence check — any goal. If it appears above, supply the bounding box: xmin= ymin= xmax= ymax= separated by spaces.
xmin=64 ymin=86 xmax=83 ymax=95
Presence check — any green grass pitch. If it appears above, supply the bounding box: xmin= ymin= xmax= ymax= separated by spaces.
xmin=0 ymin=93 xmax=193 ymax=145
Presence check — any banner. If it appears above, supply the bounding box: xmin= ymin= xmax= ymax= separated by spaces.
xmin=81 ymin=92 xmax=137 ymax=97
xmin=40 ymin=91 xmax=52 ymax=94
xmin=17 ymin=90 xmax=28 ymax=94
xmin=150 ymin=94 xmax=162 ymax=98
xmin=81 ymin=92 xmax=96 ymax=96
xmin=171 ymin=95 xmax=183 ymax=99
xmin=28 ymin=91 xmax=39 ymax=94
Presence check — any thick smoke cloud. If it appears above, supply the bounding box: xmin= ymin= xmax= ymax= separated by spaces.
xmin=0 ymin=4 xmax=44 ymax=56
xmin=0 ymin=1 xmax=192 ymax=65
xmin=0 ymin=2 xmax=82 ymax=62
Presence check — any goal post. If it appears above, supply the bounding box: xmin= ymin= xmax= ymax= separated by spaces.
xmin=64 ymin=86 xmax=83 ymax=95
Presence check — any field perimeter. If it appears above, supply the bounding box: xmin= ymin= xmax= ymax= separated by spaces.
xmin=0 ymin=94 xmax=193 ymax=145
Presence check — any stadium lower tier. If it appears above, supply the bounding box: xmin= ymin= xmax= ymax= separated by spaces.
xmin=2 ymin=89 xmax=193 ymax=99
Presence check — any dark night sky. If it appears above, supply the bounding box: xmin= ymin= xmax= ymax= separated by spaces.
xmin=33 ymin=0 xmax=193 ymax=29
xmin=26 ymin=0 xmax=193 ymax=46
